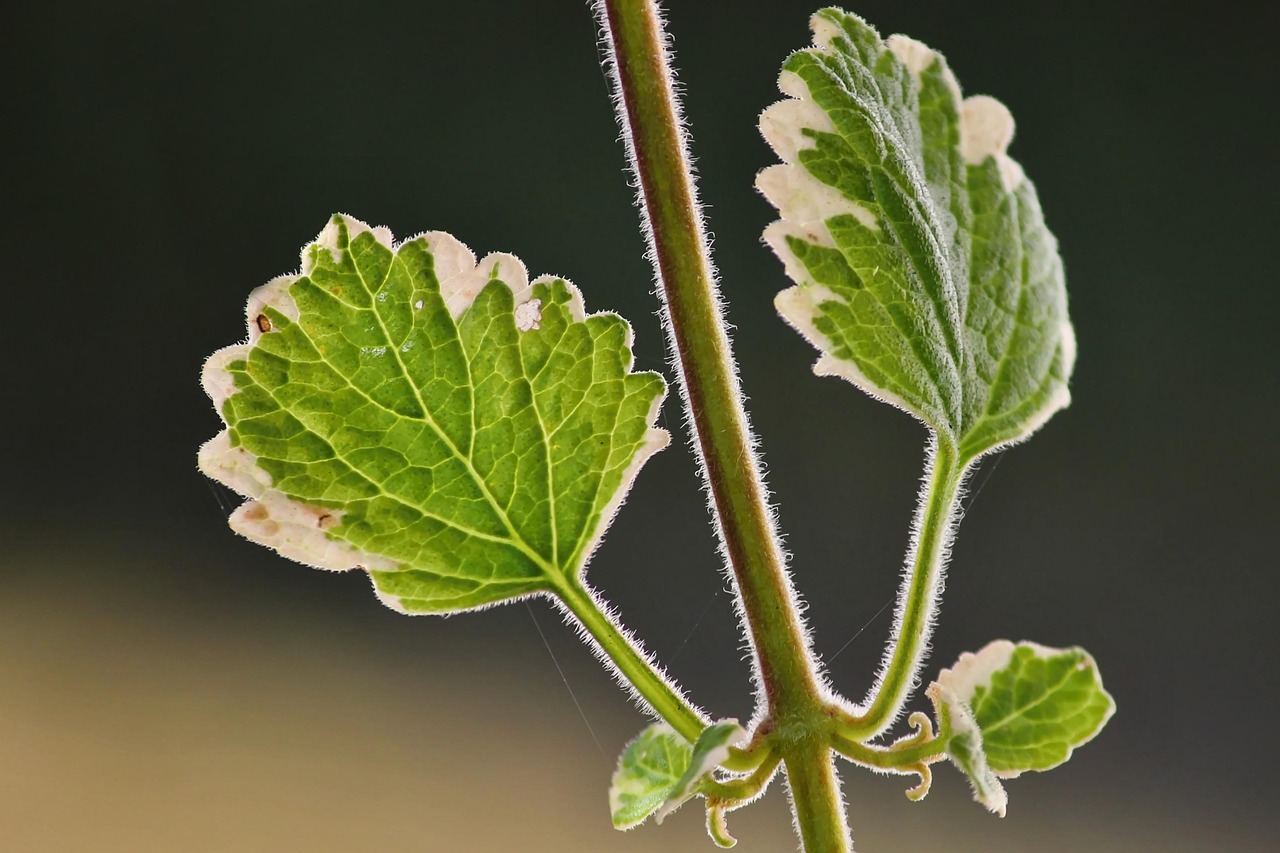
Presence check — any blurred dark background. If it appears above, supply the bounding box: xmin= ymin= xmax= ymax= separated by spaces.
xmin=2 ymin=1 xmax=1276 ymax=850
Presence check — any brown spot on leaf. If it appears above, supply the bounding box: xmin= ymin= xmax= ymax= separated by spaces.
xmin=242 ymin=503 xmax=269 ymax=522
xmin=255 ymin=314 xmax=272 ymax=333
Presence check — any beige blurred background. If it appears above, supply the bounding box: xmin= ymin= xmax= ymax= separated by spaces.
xmin=2 ymin=534 xmax=1269 ymax=851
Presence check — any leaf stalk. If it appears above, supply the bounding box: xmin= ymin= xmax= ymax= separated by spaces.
xmin=844 ymin=441 xmax=967 ymax=740
xmin=558 ymin=581 xmax=709 ymax=742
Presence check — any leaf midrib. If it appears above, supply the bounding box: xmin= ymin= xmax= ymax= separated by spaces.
xmin=238 ymin=369 xmax=524 ymax=557
xmin=814 ymin=48 xmax=965 ymax=383
xmin=357 ymin=246 xmax=560 ymax=575
xmin=973 ymin=659 xmax=1080 ymax=737
xmin=798 ymin=51 xmax=965 ymax=431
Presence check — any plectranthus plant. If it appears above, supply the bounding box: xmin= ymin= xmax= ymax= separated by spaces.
xmin=199 ymin=3 xmax=1113 ymax=850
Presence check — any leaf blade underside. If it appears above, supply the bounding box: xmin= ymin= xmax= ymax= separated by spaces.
xmin=200 ymin=214 xmax=668 ymax=614
xmin=759 ymin=8 xmax=1075 ymax=462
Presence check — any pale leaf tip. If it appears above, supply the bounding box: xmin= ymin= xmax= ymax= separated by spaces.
xmin=245 ymin=274 xmax=299 ymax=341
xmin=1060 ymin=320 xmax=1079 ymax=379
xmin=647 ymin=427 xmax=672 ymax=455
xmin=477 ymin=251 xmax=530 ymax=295
xmin=369 ymin=577 xmax=413 ymax=615
xmin=773 ymin=283 xmax=837 ymax=353
xmin=960 ymin=96 xmax=1016 ymax=166
xmin=937 ymin=639 xmax=1018 ymax=704
xmin=198 ymin=430 xmax=271 ymax=500
xmin=809 ymin=11 xmax=843 ymax=48
xmin=309 ymin=213 xmax=382 ymax=270
xmin=531 ymin=274 xmax=587 ymax=323
xmin=421 ymin=230 xmax=479 ymax=292
xmin=886 ymin=34 xmax=937 ymax=76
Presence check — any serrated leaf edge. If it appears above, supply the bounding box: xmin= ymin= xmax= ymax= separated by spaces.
xmin=199 ymin=214 xmax=670 ymax=612
xmin=757 ymin=13 xmax=1059 ymax=438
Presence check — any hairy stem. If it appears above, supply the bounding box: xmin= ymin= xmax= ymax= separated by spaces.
xmin=830 ymin=733 xmax=947 ymax=770
xmin=597 ymin=0 xmax=846 ymax=847
xmin=786 ymin=744 xmax=851 ymax=853
xmin=701 ymin=751 xmax=782 ymax=802
xmin=844 ymin=442 xmax=966 ymax=739
xmin=596 ymin=0 xmax=820 ymax=729
xmin=558 ymin=582 xmax=708 ymax=742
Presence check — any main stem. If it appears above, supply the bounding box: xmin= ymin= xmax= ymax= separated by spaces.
xmin=787 ymin=745 xmax=850 ymax=853
xmin=597 ymin=0 xmax=847 ymax=848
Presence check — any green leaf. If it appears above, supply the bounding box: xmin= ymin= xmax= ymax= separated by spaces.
xmin=932 ymin=640 xmax=1115 ymax=815
xmin=936 ymin=691 xmax=1007 ymax=817
xmin=655 ymin=719 xmax=745 ymax=822
xmin=610 ymin=724 xmax=690 ymax=830
xmin=759 ymin=8 xmax=1075 ymax=462
xmin=609 ymin=720 xmax=744 ymax=831
xmin=200 ymin=214 xmax=668 ymax=614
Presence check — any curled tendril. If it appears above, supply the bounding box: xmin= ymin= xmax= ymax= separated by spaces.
xmin=901 ymin=711 xmax=936 ymax=746
xmin=706 ymin=801 xmax=738 ymax=848
xmin=904 ymin=761 xmax=933 ymax=801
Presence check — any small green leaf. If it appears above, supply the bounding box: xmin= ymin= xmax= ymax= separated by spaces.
xmin=656 ymin=719 xmax=745 ymax=822
xmin=610 ymin=724 xmax=690 ymax=830
xmin=200 ymin=214 xmax=668 ymax=614
xmin=932 ymin=640 xmax=1115 ymax=815
xmin=608 ymin=720 xmax=744 ymax=831
xmin=759 ymin=9 xmax=1075 ymax=463
xmin=933 ymin=684 xmax=1007 ymax=817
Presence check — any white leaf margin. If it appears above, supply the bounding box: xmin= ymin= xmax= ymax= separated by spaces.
xmin=931 ymin=679 xmax=1009 ymax=817
xmin=609 ymin=723 xmax=687 ymax=831
xmin=199 ymin=214 xmax=670 ymax=603
xmin=755 ymin=16 xmax=1030 ymax=424
xmin=938 ymin=639 xmax=1116 ymax=778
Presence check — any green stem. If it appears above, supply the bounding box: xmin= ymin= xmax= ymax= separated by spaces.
xmin=597 ymin=0 xmax=845 ymax=846
xmin=830 ymin=733 xmax=947 ymax=771
xmin=701 ymin=752 xmax=782 ymax=802
xmin=786 ymin=743 xmax=851 ymax=853
xmin=597 ymin=0 xmax=820 ymax=730
xmin=844 ymin=441 xmax=966 ymax=739
xmin=558 ymin=582 xmax=707 ymax=743
xmin=558 ymin=577 xmax=771 ymax=769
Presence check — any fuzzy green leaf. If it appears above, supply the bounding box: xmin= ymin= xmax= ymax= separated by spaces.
xmin=609 ymin=720 xmax=744 ymax=831
xmin=610 ymin=725 xmax=691 ymax=830
xmin=200 ymin=214 xmax=668 ymax=614
xmin=655 ymin=719 xmax=745 ymax=822
xmin=932 ymin=640 xmax=1115 ymax=815
xmin=759 ymin=8 xmax=1075 ymax=462
xmin=939 ymin=695 xmax=1007 ymax=817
